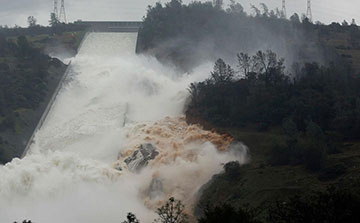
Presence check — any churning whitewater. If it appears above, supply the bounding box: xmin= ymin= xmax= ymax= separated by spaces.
xmin=0 ymin=33 xmax=247 ymax=223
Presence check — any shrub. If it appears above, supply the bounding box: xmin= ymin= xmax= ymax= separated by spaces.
xmin=224 ymin=161 xmax=241 ymax=178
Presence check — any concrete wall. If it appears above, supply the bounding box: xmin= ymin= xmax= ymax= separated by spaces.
xmin=75 ymin=21 xmax=142 ymax=32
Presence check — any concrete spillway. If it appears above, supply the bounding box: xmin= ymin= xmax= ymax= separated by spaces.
xmin=22 ymin=61 xmax=73 ymax=157
xmin=24 ymin=22 xmax=142 ymax=156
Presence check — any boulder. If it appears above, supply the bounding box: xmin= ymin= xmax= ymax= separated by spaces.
xmin=124 ymin=143 xmax=159 ymax=172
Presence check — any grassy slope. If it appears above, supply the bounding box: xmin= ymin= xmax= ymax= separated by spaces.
xmin=319 ymin=26 xmax=360 ymax=73
xmin=197 ymin=123 xmax=360 ymax=219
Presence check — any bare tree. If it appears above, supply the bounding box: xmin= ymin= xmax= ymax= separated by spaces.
xmin=252 ymin=50 xmax=277 ymax=74
xmin=237 ymin=52 xmax=252 ymax=77
xmin=154 ymin=197 xmax=188 ymax=223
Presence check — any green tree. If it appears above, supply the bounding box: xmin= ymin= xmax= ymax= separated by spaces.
xmin=49 ymin=13 xmax=60 ymax=27
xmin=227 ymin=0 xmax=245 ymax=15
xmin=290 ymin=13 xmax=300 ymax=23
xmin=210 ymin=59 xmax=234 ymax=83
xmin=213 ymin=0 xmax=223 ymax=8
xmin=27 ymin=16 xmax=37 ymax=27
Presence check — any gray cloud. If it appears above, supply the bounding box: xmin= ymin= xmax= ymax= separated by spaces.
xmin=0 ymin=0 xmax=359 ymax=27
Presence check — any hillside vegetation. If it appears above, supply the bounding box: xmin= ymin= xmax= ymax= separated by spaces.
xmin=139 ymin=1 xmax=360 ymax=222
xmin=187 ymin=51 xmax=360 ymax=220
xmin=318 ymin=24 xmax=360 ymax=72
xmin=0 ymin=26 xmax=85 ymax=164
xmin=138 ymin=0 xmax=360 ymax=74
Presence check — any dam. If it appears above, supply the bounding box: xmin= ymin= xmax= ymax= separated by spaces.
xmin=75 ymin=21 xmax=142 ymax=32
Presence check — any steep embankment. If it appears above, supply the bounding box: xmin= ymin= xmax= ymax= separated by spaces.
xmin=0 ymin=32 xmax=84 ymax=163
xmin=190 ymin=120 xmax=360 ymax=219
xmin=318 ymin=24 xmax=360 ymax=74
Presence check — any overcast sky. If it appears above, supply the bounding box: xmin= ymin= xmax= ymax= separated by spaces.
xmin=0 ymin=0 xmax=359 ymax=27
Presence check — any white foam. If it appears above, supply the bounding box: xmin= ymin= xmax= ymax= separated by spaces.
xmin=0 ymin=32 xmax=245 ymax=223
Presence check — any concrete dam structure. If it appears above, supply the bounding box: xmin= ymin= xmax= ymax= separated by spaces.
xmin=23 ymin=21 xmax=142 ymax=156
xmin=75 ymin=21 xmax=142 ymax=32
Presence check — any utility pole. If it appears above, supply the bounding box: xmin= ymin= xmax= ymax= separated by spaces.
xmin=59 ymin=0 xmax=67 ymax=23
xmin=306 ymin=0 xmax=312 ymax=22
xmin=53 ymin=0 xmax=58 ymax=18
xmin=281 ymin=0 xmax=287 ymax=19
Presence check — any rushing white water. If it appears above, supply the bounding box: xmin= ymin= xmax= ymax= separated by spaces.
xmin=0 ymin=33 xmax=247 ymax=223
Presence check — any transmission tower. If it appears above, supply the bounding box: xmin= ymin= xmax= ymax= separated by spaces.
xmin=306 ymin=0 xmax=312 ymax=22
xmin=53 ymin=0 xmax=58 ymax=18
xmin=59 ymin=0 xmax=67 ymax=23
xmin=281 ymin=0 xmax=287 ymax=19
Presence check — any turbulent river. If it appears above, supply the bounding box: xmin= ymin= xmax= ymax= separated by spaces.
xmin=0 ymin=33 xmax=247 ymax=223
